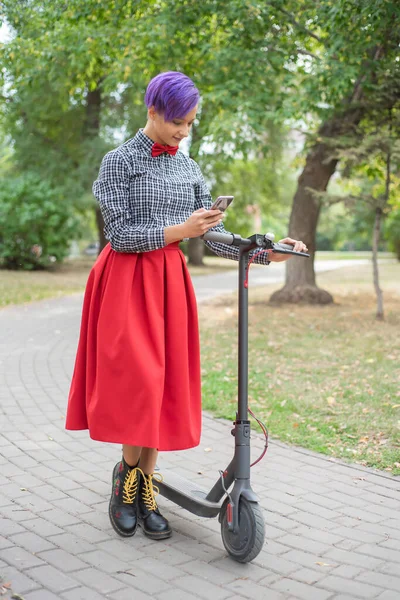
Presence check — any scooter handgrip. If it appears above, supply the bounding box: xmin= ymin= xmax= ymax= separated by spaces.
xmin=202 ymin=231 xmax=235 ymax=245
xmin=274 ymin=242 xmax=294 ymax=251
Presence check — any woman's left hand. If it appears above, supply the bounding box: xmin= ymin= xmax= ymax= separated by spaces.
xmin=269 ymin=237 xmax=308 ymax=262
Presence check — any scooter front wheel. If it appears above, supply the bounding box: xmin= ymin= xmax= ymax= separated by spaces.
xmin=220 ymin=497 xmax=265 ymax=563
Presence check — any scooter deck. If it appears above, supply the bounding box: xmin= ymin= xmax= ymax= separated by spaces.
xmin=156 ymin=469 xmax=222 ymax=518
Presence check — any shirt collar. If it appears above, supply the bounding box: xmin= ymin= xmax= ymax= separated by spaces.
xmin=135 ymin=129 xmax=155 ymax=155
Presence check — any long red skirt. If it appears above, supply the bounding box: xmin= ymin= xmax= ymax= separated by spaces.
xmin=65 ymin=242 xmax=201 ymax=451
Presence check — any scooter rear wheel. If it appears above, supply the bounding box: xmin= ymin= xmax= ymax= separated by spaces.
xmin=220 ymin=497 xmax=265 ymax=563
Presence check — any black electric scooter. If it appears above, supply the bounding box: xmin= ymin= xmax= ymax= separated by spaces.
xmin=157 ymin=231 xmax=309 ymax=563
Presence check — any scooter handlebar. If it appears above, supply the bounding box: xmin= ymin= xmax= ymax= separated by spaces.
xmin=202 ymin=231 xmax=235 ymax=245
xmin=202 ymin=231 xmax=309 ymax=257
xmin=272 ymin=242 xmax=310 ymax=257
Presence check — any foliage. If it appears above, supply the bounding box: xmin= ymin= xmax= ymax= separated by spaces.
xmin=207 ymin=150 xmax=295 ymax=237
xmin=1 ymin=0 xmax=400 ymax=269
xmin=0 ymin=173 xmax=80 ymax=270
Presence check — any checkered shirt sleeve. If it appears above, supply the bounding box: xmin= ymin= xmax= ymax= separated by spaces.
xmin=93 ymin=149 xmax=166 ymax=253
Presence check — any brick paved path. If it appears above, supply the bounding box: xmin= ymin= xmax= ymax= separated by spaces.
xmin=1 ymin=279 xmax=399 ymax=599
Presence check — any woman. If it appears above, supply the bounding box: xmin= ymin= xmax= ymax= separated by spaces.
xmin=65 ymin=71 xmax=307 ymax=541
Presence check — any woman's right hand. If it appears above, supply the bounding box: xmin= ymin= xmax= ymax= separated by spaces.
xmin=181 ymin=208 xmax=223 ymax=238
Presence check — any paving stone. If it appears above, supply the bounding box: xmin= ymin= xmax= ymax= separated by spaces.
xmin=290 ymin=567 xmax=326 ymax=584
xmin=355 ymin=571 xmax=400 ymax=593
xmin=22 ymin=517 xmax=65 ymax=537
xmin=174 ymin=574 xmax=232 ymax=600
xmin=180 ymin=559 xmax=239 ymax=584
xmin=37 ymin=548 xmax=89 ymax=572
xmin=22 ymin=589 xmax=62 ymax=600
xmin=61 ymin=586 xmax=108 ymax=600
xmin=356 ymin=543 xmax=400 ymax=563
xmin=0 ymin=517 xmax=26 ymax=536
xmin=0 ymin=545 xmax=45 ymax=570
xmin=10 ymin=531 xmax=56 ymax=553
xmin=114 ymin=566 xmax=171 ymax=595
xmin=64 ymin=522 xmax=110 ymax=543
xmin=0 ymin=564 xmax=40 ymax=594
xmin=67 ymin=567 xmax=125 ymax=595
xmin=322 ymin=547 xmax=384 ymax=570
xmin=157 ymin=590 xmax=201 ymax=600
xmin=226 ymin=578 xmax=286 ymax=600
xmin=332 ymin=565 xmax=364 ymax=579
xmin=80 ymin=549 xmax=132 ymax=574
xmin=376 ymin=561 xmax=400 ymax=578
xmin=130 ymin=556 xmax=187 ymax=581
xmin=25 ymin=564 xmax=77 ymax=593
xmin=281 ymin=550 xmax=337 ymax=572
xmin=271 ymin=577 xmax=333 ymax=600
xmin=377 ymin=591 xmax=400 ymax=600
xmin=278 ymin=533 xmax=331 ymax=555
xmin=45 ymin=532 xmax=96 ymax=554
xmin=318 ymin=574 xmax=382 ymax=598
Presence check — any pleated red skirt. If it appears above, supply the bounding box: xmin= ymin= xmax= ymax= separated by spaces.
xmin=65 ymin=242 xmax=201 ymax=451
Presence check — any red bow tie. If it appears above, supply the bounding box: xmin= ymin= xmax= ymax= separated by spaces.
xmin=151 ymin=142 xmax=179 ymax=157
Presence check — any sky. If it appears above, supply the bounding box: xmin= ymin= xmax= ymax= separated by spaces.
xmin=0 ymin=21 xmax=12 ymax=43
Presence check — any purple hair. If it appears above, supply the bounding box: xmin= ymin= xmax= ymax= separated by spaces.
xmin=145 ymin=71 xmax=200 ymax=121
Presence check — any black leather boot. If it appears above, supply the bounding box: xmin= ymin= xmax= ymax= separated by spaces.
xmin=137 ymin=471 xmax=172 ymax=540
xmin=109 ymin=458 xmax=139 ymax=537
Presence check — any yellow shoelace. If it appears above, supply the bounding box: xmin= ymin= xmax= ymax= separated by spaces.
xmin=138 ymin=469 xmax=163 ymax=512
xmin=122 ymin=468 xmax=139 ymax=504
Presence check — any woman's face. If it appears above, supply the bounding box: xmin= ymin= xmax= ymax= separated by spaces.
xmin=149 ymin=105 xmax=198 ymax=146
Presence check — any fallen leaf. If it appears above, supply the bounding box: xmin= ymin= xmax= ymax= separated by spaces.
xmin=315 ymin=562 xmax=333 ymax=567
xmin=327 ymin=397 xmax=336 ymax=406
xmin=204 ymin=447 xmax=213 ymax=452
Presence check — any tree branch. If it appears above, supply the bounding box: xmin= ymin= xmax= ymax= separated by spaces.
xmin=272 ymin=5 xmax=324 ymax=45
xmin=296 ymin=48 xmax=321 ymax=61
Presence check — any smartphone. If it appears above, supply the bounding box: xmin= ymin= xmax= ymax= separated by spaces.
xmin=210 ymin=195 xmax=234 ymax=212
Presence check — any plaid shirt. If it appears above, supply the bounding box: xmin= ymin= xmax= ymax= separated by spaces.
xmin=93 ymin=129 xmax=270 ymax=264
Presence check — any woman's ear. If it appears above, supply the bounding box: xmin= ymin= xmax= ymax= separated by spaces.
xmin=148 ymin=106 xmax=157 ymax=121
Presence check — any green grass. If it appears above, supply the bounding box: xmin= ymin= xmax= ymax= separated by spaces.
xmin=199 ymin=260 xmax=400 ymax=475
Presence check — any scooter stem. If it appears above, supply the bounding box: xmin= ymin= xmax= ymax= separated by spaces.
xmin=238 ymin=247 xmax=250 ymax=420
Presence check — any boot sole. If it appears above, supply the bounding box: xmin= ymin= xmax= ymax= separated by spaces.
xmin=109 ymin=464 xmax=138 ymax=538
xmin=138 ymin=519 xmax=172 ymax=540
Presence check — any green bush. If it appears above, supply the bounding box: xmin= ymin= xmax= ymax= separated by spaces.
xmin=0 ymin=173 xmax=80 ymax=270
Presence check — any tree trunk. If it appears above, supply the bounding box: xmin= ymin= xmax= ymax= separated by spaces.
xmin=270 ymin=110 xmax=362 ymax=305
xmin=372 ymin=207 xmax=384 ymax=320
xmin=187 ymin=237 xmax=205 ymax=265
xmin=187 ymin=122 xmax=205 ymax=265
xmin=84 ymin=85 xmax=107 ymax=253
xmin=95 ymin=205 xmax=107 ymax=251
xmin=84 ymin=87 xmax=102 ymax=138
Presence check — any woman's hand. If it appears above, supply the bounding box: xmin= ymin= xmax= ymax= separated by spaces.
xmin=269 ymin=237 xmax=308 ymax=262
xmin=181 ymin=208 xmax=223 ymax=238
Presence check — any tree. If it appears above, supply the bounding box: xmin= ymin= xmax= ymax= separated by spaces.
xmin=269 ymin=0 xmax=400 ymax=303
xmin=310 ymin=110 xmax=400 ymax=319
